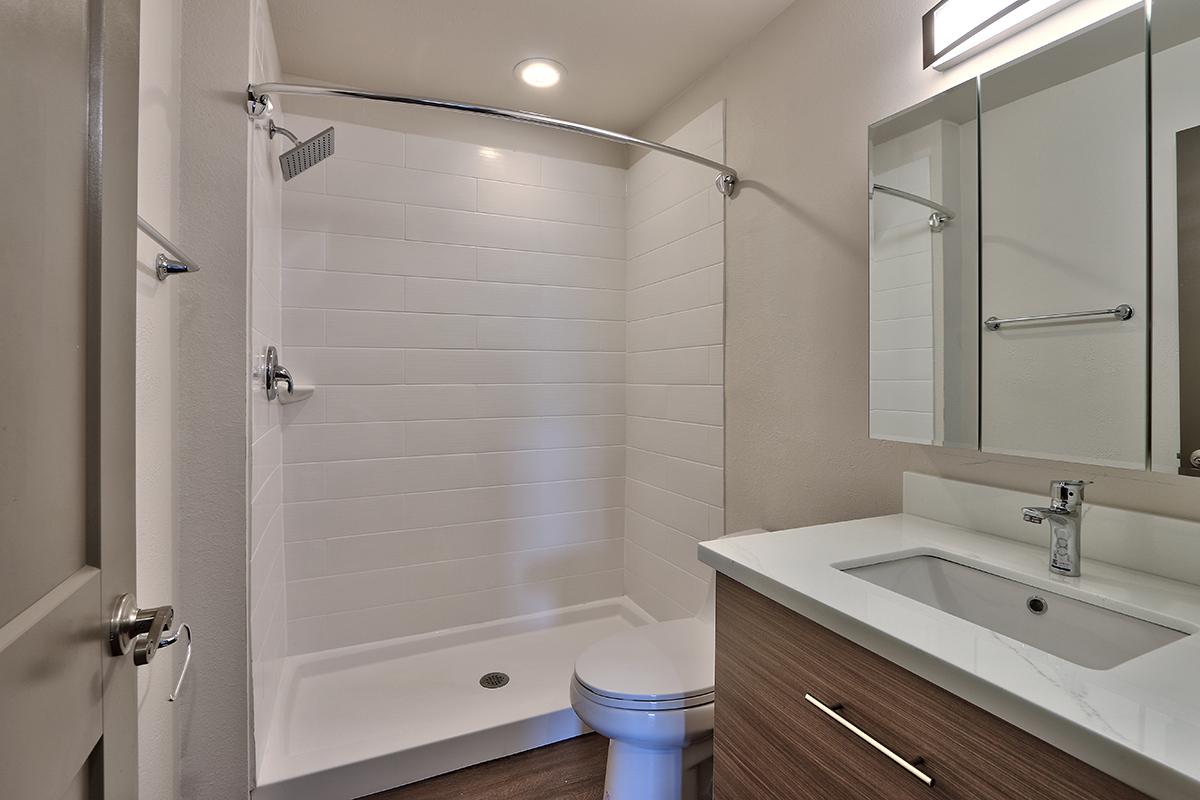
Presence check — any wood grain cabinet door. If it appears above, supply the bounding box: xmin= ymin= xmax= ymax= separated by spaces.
xmin=713 ymin=576 xmax=1150 ymax=800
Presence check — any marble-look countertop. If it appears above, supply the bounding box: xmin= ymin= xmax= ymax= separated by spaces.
xmin=699 ymin=515 xmax=1200 ymax=799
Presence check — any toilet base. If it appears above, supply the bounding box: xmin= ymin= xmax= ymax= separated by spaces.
xmin=602 ymin=737 xmax=713 ymax=800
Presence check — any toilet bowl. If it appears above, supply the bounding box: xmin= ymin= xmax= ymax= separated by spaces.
xmin=570 ymin=618 xmax=715 ymax=800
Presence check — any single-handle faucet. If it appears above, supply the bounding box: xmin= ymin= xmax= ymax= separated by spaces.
xmin=1022 ymin=480 xmax=1093 ymax=577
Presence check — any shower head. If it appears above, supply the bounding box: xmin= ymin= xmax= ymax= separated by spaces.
xmin=269 ymin=120 xmax=335 ymax=181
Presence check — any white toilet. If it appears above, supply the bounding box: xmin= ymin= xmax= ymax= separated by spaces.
xmin=570 ymin=618 xmax=715 ymax=800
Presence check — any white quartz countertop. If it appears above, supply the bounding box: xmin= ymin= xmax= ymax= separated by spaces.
xmin=699 ymin=514 xmax=1200 ymax=799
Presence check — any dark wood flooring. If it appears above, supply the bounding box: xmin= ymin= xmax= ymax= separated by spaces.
xmin=361 ymin=733 xmax=609 ymax=800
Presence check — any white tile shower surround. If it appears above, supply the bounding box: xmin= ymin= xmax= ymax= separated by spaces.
xmin=625 ymin=103 xmax=726 ymax=622
xmin=249 ymin=0 xmax=287 ymax=772
xmin=252 ymin=597 xmax=652 ymax=800
xmin=869 ymin=152 xmax=936 ymax=443
xmin=275 ymin=105 xmax=727 ymax=656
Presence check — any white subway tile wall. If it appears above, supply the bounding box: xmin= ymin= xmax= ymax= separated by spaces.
xmin=624 ymin=103 xmax=725 ymax=622
xmin=869 ymin=154 xmax=936 ymax=442
xmin=277 ymin=106 xmax=725 ymax=653
xmin=279 ymin=115 xmax=629 ymax=655
xmin=249 ymin=0 xmax=286 ymax=771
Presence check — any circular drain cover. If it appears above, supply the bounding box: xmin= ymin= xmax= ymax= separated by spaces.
xmin=480 ymin=671 xmax=510 ymax=689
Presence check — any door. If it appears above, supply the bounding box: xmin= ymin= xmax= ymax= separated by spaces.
xmin=0 ymin=0 xmax=141 ymax=797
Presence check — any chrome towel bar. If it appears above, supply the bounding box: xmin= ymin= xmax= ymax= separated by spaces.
xmin=137 ymin=214 xmax=201 ymax=280
xmin=984 ymin=304 xmax=1134 ymax=331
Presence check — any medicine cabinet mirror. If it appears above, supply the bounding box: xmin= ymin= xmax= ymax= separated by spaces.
xmin=868 ymin=80 xmax=979 ymax=450
xmin=869 ymin=4 xmax=1159 ymax=472
xmin=1151 ymin=0 xmax=1200 ymax=476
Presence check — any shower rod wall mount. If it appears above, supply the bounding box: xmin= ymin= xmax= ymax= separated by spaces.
xmin=245 ymin=83 xmax=740 ymax=197
xmin=137 ymin=214 xmax=201 ymax=280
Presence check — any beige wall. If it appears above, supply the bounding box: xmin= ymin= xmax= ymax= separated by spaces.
xmin=176 ymin=0 xmax=253 ymax=797
xmin=136 ymin=2 xmax=181 ymax=798
xmin=635 ymin=0 xmax=1200 ymax=531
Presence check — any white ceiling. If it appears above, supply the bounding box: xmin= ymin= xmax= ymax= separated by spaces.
xmin=266 ymin=0 xmax=795 ymax=132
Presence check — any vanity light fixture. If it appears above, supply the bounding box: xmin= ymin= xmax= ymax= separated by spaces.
xmin=922 ymin=0 xmax=1082 ymax=70
xmin=515 ymin=58 xmax=565 ymax=88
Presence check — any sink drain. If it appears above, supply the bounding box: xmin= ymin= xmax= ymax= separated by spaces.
xmin=480 ymin=671 xmax=510 ymax=689
xmin=1026 ymin=595 xmax=1048 ymax=615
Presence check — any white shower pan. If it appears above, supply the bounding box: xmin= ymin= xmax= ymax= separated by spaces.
xmin=253 ymin=597 xmax=652 ymax=800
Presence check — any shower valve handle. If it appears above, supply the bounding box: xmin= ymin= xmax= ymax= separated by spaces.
xmin=273 ymin=365 xmax=293 ymax=395
xmin=263 ymin=345 xmax=294 ymax=400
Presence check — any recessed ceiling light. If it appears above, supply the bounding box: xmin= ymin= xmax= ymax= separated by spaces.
xmin=515 ymin=58 xmax=565 ymax=89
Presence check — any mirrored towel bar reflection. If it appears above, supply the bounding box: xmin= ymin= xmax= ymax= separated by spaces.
xmin=984 ymin=304 xmax=1135 ymax=331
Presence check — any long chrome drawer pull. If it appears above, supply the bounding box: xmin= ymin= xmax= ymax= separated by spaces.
xmin=984 ymin=303 xmax=1133 ymax=331
xmin=804 ymin=693 xmax=935 ymax=787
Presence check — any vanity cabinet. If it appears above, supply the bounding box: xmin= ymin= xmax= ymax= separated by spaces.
xmin=713 ymin=575 xmax=1149 ymax=800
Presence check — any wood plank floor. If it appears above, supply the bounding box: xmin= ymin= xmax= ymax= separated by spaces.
xmin=361 ymin=734 xmax=609 ymax=800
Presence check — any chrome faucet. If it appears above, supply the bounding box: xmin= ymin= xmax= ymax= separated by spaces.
xmin=1022 ymin=480 xmax=1092 ymax=577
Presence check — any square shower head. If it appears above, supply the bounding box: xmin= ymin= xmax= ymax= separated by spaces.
xmin=279 ymin=126 xmax=335 ymax=181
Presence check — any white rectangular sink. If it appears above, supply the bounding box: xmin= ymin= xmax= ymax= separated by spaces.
xmin=844 ymin=554 xmax=1188 ymax=670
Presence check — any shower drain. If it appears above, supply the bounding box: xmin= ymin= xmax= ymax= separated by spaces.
xmin=479 ymin=671 xmax=510 ymax=689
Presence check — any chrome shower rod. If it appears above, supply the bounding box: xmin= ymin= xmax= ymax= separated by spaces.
xmin=246 ymin=82 xmax=739 ymax=196
xmin=870 ymin=183 xmax=956 ymax=232
xmin=137 ymin=214 xmax=201 ymax=281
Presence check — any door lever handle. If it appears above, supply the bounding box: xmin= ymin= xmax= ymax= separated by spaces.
xmin=109 ymin=594 xmax=175 ymax=666
xmin=160 ymin=622 xmax=192 ymax=701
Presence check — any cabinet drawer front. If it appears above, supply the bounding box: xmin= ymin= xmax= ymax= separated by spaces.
xmin=713 ymin=575 xmax=1149 ymax=800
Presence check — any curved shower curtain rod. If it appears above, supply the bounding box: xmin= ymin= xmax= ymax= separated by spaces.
xmin=246 ymin=82 xmax=739 ymax=196
xmin=869 ymin=183 xmax=956 ymax=233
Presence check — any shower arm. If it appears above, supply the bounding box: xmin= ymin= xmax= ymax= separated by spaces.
xmin=246 ymin=82 xmax=740 ymax=196
xmin=268 ymin=120 xmax=302 ymax=147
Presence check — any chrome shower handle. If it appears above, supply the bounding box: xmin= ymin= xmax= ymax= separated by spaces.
xmin=262 ymin=345 xmax=294 ymax=401
xmin=272 ymin=364 xmax=293 ymax=395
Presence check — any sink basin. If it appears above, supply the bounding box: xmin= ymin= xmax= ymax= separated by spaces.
xmin=844 ymin=554 xmax=1187 ymax=670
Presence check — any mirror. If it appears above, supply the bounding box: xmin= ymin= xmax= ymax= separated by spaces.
xmin=869 ymin=7 xmax=1153 ymax=469
xmin=1151 ymin=0 xmax=1200 ymax=475
xmin=868 ymin=80 xmax=979 ymax=449
xmin=978 ymin=8 xmax=1147 ymax=469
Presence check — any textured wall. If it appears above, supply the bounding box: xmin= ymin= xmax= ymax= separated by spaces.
xmin=176 ymin=0 xmax=252 ymax=797
xmin=135 ymin=1 xmax=181 ymax=797
xmin=623 ymin=104 xmax=726 ymax=620
xmin=632 ymin=0 xmax=1200 ymax=531
xmin=276 ymin=116 xmax=629 ymax=654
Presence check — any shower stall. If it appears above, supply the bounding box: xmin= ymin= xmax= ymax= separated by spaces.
xmin=246 ymin=65 xmax=730 ymax=798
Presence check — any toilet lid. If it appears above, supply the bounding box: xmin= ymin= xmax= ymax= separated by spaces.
xmin=574 ymin=619 xmax=715 ymax=702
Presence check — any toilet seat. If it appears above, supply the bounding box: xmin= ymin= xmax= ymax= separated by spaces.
xmin=572 ymin=677 xmax=714 ymax=710
xmin=573 ymin=618 xmax=715 ymax=707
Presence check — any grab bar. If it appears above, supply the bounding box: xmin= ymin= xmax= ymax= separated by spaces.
xmin=984 ymin=304 xmax=1133 ymax=331
xmin=137 ymin=215 xmax=201 ymax=281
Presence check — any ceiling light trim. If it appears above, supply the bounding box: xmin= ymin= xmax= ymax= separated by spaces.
xmin=515 ymin=57 xmax=566 ymax=88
